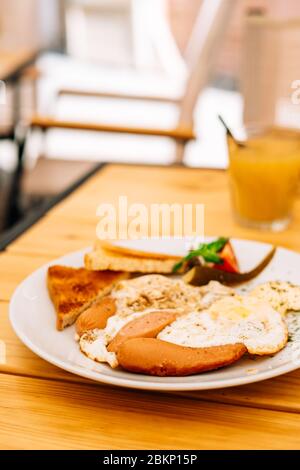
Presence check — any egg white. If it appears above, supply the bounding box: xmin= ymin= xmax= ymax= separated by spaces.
xmin=251 ymin=281 xmax=300 ymax=316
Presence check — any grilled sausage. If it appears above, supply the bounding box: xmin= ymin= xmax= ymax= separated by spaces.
xmin=107 ymin=310 xmax=179 ymax=353
xmin=117 ymin=338 xmax=247 ymax=376
xmin=76 ymin=296 xmax=116 ymax=336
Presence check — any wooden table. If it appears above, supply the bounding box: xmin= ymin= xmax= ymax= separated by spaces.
xmin=1 ymin=164 xmax=300 ymax=450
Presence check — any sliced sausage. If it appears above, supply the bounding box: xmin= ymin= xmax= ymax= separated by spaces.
xmin=76 ymin=296 xmax=116 ymax=336
xmin=117 ymin=338 xmax=247 ymax=376
xmin=107 ymin=310 xmax=179 ymax=353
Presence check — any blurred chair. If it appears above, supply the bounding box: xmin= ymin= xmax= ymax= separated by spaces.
xmin=29 ymin=0 xmax=238 ymax=164
xmin=241 ymin=9 xmax=300 ymax=129
xmin=64 ymin=0 xmax=186 ymax=75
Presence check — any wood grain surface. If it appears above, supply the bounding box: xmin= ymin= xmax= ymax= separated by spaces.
xmin=1 ymin=373 xmax=300 ymax=450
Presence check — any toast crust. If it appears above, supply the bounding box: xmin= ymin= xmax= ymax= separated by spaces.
xmin=97 ymin=240 xmax=182 ymax=260
xmin=85 ymin=245 xmax=179 ymax=273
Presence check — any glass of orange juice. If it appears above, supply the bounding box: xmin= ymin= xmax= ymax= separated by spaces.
xmin=228 ymin=127 xmax=300 ymax=231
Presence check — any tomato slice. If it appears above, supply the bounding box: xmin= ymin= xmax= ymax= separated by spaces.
xmin=213 ymin=241 xmax=239 ymax=273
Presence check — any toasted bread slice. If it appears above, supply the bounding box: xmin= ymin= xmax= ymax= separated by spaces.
xmin=84 ymin=245 xmax=179 ymax=273
xmin=98 ymin=240 xmax=182 ymax=260
xmin=47 ymin=265 xmax=128 ymax=330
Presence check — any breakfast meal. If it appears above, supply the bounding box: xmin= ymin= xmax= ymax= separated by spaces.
xmin=47 ymin=237 xmax=300 ymax=377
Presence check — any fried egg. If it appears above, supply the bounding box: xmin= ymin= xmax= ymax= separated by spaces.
xmin=80 ymin=329 xmax=118 ymax=368
xmin=250 ymin=281 xmax=300 ymax=316
xmin=199 ymin=281 xmax=235 ymax=308
xmin=158 ymin=295 xmax=288 ymax=355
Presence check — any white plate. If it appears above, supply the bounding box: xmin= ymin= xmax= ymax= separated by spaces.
xmin=9 ymin=238 xmax=300 ymax=391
